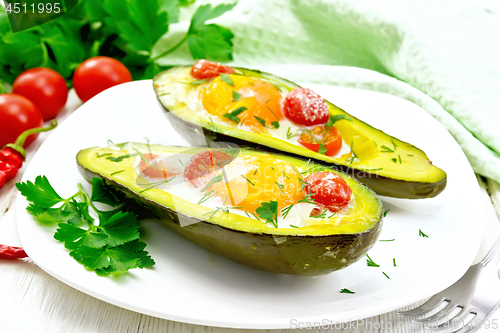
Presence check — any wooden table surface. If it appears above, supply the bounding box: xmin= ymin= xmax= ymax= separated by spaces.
xmin=1 ymin=91 xmax=499 ymax=333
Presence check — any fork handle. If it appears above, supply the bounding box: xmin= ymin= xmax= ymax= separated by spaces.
xmin=480 ymin=236 xmax=500 ymax=266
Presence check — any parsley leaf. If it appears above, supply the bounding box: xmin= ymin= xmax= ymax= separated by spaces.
xmin=219 ymin=73 xmax=234 ymax=86
xmin=340 ymin=288 xmax=355 ymax=294
xmin=98 ymin=211 xmax=141 ymax=247
xmin=186 ymin=3 xmax=236 ymax=61
xmin=16 ymin=175 xmax=63 ymax=208
xmin=91 ymin=177 xmax=120 ymax=206
xmin=256 ymin=201 xmax=279 ymax=228
xmin=223 ymin=106 xmax=247 ymax=124
xmin=232 ymin=90 xmax=241 ymax=101
xmin=17 ymin=176 xmax=155 ymax=276
xmin=318 ymin=144 xmax=327 ymax=155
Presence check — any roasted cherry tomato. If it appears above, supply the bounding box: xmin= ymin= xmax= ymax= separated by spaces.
xmin=283 ymin=87 xmax=329 ymax=126
xmin=139 ymin=154 xmax=180 ymax=179
xmin=305 ymin=171 xmax=352 ymax=212
xmin=184 ymin=150 xmax=233 ymax=187
xmin=0 ymin=94 xmax=43 ymax=148
xmin=12 ymin=67 xmax=68 ymax=121
xmin=298 ymin=125 xmax=343 ymax=156
xmin=191 ymin=59 xmax=235 ymax=80
xmin=73 ymin=56 xmax=132 ymax=102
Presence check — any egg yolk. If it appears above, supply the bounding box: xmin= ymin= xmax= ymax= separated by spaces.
xmin=202 ymin=75 xmax=283 ymax=132
xmin=208 ymin=155 xmax=304 ymax=214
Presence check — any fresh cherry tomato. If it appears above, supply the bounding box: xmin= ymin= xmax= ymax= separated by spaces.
xmin=191 ymin=59 xmax=235 ymax=80
xmin=139 ymin=154 xmax=179 ymax=179
xmin=12 ymin=67 xmax=68 ymax=121
xmin=0 ymin=94 xmax=43 ymax=148
xmin=305 ymin=171 xmax=352 ymax=212
xmin=298 ymin=125 xmax=343 ymax=156
xmin=184 ymin=150 xmax=233 ymax=187
xmin=73 ymin=56 xmax=132 ymax=102
xmin=283 ymin=87 xmax=329 ymax=126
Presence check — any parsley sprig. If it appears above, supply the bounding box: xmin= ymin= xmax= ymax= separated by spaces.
xmin=256 ymin=201 xmax=279 ymax=228
xmin=17 ymin=176 xmax=154 ymax=276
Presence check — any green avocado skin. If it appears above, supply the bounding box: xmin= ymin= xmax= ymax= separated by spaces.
xmin=78 ymin=162 xmax=383 ymax=276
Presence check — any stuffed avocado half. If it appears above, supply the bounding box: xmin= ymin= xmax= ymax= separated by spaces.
xmin=153 ymin=65 xmax=447 ymax=199
xmin=77 ymin=143 xmax=383 ymax=276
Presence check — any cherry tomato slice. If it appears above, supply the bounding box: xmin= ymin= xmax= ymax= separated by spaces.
xmin=298 ymin=125 xmax=343 ymax=156
xmin=12 ymin=67 xmax=68 ymax=121
xmin=139 ymin=154 xmax=179 ymax=179
xmin=0 ymin=94 xmax=43 ymax=148
xmin=305 ymin=171 xmax=352 ymax=212
xmin=191 ymin=59 xmax=235 ymax=80
xmin=283 ymin=87 xmax=329 ymax=126
xmin=184 ymin=150 xmax=233 ymax=187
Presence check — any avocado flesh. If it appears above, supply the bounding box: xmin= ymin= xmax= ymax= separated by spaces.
xmin=76 ymin=143 xmax=383 ymax=276
xmin=153 ymin=67 xmax=447 ymax=199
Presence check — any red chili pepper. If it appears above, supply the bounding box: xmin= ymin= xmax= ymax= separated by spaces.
xmin=0 ymin=119 xmax=57 ymax=189
xmin=0 ymin=245 xmax=28 ymax=260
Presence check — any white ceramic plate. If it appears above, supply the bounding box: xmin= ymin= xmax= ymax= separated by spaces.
xmin=16 ymin=79 xmax=483 ymax=329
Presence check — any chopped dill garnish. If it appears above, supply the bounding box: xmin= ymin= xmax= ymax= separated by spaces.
xmin=254 ymin=169 xmax=258 ymax=175
xmin=198 ymin=190 xmax=217 ymax=205
xmin=281 ymin=204 xmax=294 ymax=218
xmin=96 ymin=152 xmax=112 ymax=158
xmin=327 ymin=212 xmax=336 ymax=218
xmin=383 ymin=209 xmax=390 ymax=217
xmin=379 ymin=239 xmax=395 ymax=242
xmin=366 ymin=254 xmax=380 ymax=267
xmin=178 ymin=159 xmax=185 ymax=166
xmin=244 ymin=210 xmax=262 ymax=221
xmin=298 ymin=193 xmax=316 ymax=204
xmin=298 ymin=178 xmax=310 ymax=191
xmin=138 ymin=177 xmax=175 ymax=193
xmin=275 ymin=181 xmax=285 ymax=194
xmin=398 ymin=154 xmax=402 ymax=164
xmin=383 ymin=272 xmax=390 ymax=279
xmin=407 ymin=154 xmax=414 ymax=157
xmin=419 ymin=229 xmax=429 ymax=238
xmin=241 ymin=175 xmax=255 ymax=186
xmin=201 ymin=174 xmax=223 ymax=192
xmin=133 ymin=148 xmax=153 ymax=167
xmin=391 ymin=158 xmax=397 ymax=163
xmin=380 ymin=145 xmax=394 ymax=153
xmin=373 ymin=140 xmax=377 ymax=147
xmin=393 ymin=258 xmax=397 ymax=267
xmin=310 ymin=209 xmax=327 ymax=218
xmin=106 ymin=152 xmax=139 ymax=162
xmin=391 ymin=139 xmax=397 ymax=150
xmin=107 ymin=139 xmax=114 ymax=146
xmin=286 ymin=127 xmax=297 ymax=140
xmin=110 ymin=170 xmax=125 ymax=176
xmin=290 ymin=225 xmax=299 ymax=228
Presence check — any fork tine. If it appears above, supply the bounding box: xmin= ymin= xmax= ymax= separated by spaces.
xmin=413 ymin=302 xmax=460 ymax=323
xmin=427 ymin=306 xmax=476 ymax=332
xmin=397 ymin=296 xmax=448 ymax=317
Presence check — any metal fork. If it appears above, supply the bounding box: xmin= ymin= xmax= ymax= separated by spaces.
xmin=398 ymin=236 xmax=500 ymax=333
